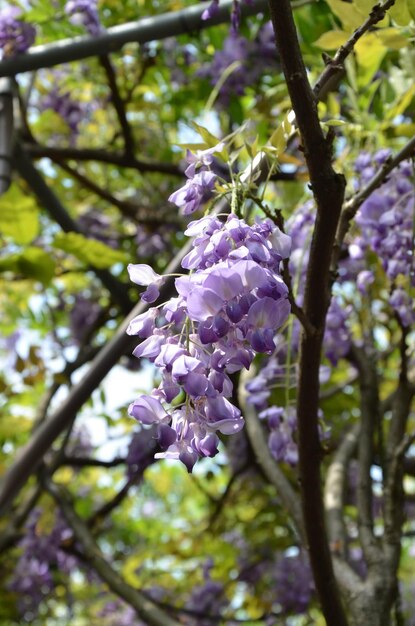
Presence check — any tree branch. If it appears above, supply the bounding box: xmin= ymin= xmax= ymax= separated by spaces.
xmin=325 ymin=423 xmax=360 ymax=559
xmin=0 ymin=0 xmax=268 ymax=76
xmin=44 ymin=479 xmax=184 ymax=626
xmin=53 ymin=160 xmax=179 ymax=223
xmin=348 ymin=344 xmax=382 ymax=565
xmin=99 ymin=55 xmax=135 ymax=156
xmin=24 ymin=143 xmax=184 ymax=176
xmin=384 ymin=328 xmax=414 ymax=568
xmin=13 ymin=144 xmax=133 ymax=313
xmin=239 ymin=370 xmax=305 ymax=542
xmin=267 ymin=0 xmax=347 ymax=622
xmin=313 ymin=0 xmax=398 ymax=99
xmin=61 ymin=455 xmax=126 ymax=468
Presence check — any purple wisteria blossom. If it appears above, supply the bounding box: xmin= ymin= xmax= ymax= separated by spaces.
xmin=354 ymin=151 xmax=414 ymax=321
xmin=41 ymin=86 xmax=86 ymax=136
xmin=65 ymin=0 xmax=101 ymax=36
xmin=169 ymin=146 xmax=223 ymax=215
xmin=197 ymin=22 xmax=278 ymax=105
xmin=0 ymin=7 xmax=36 ymax=57
xmin=127 ymin=263 xmax=166 ymax=303
xmin=127 ymin=213 xmax=291 ymax=471
xmin=69 ymin=293 xmax=101 ymax=344
xmin=201 ymin=0 xmax=254 ymax=33
xmin=9 ymin=508 xmax=78 ymax=616
xmin=273 ymin=552 xmax=314 ymax=613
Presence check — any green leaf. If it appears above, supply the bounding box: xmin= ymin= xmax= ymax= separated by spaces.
xmin=384 ymin=83 xmax=415 ymax=121
xmin=0 ymin=248 xmax=55 ymax=284
xmin=324 ymin=0 xmax=366 ymax=30
xmin=355 ymin=33 xmax=387 ymax=87
xmin=408 ymin=0 xmax=415 ymax=18
xmin=52 ymin=232 xmax=127 ymax=269
xmin=389 ymin=0 xmax=412 ymax=24
xmin=189 ymin=122 xmax=222 ymax=148
xmin=375 ymin=27 xmax=410 ymax=49
xmin=0 ymin=184 xmax=39 ymax=244
xmin=270 ymin=112 xmax=295 ymax=154
xmin=313 ymin=30 xmax=350 ymax=50
xmin=324 ymin=119 xmax=347 ymax=126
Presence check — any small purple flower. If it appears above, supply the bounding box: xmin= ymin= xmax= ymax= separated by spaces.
xmin=65 ymin=0 xmax=101 ymax=36
xmin=169 ymin=170 xmax=217 ymax=215
xmin=128 ymin=396 xmax=170 ymax=425
xmin=127 ymin=308 xmax=159 ymax=338
xmin=201 ymin=0 xmax=220 ymax=20
xmin=128 ymin=263 xmax=165 ymax=303
xmin=0 ymin=7 xmax=36 ymax=57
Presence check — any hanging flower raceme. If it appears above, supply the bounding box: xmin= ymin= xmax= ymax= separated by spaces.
xmin=64 ymin=0 xmax=102 ymax=36
xmin=0 ymin=7 xmax=36 ymax=57
xmin=127 ymin=213 xmax=291 ymax=471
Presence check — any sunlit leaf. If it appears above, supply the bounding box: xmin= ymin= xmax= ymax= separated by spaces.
xmin=52 ymin=232 xmax=127 ymax=268
xmin=0 ymin=184 xmax=39 ymax=244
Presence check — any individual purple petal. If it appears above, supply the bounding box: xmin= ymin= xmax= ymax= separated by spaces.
xmin=132 ymin=335 xmax=166 ymax=359
xmin=159 ymin=372 xmax=181 ymax=402
xmin=128 ymin=264 xmax=162 ymax=286
xmin=154 ymin=344 xmax=187 ymax=370
xmin=204 ymin=270 xmax=244 ymax=301
xmin=226 ymin=300 xmax=244 ymax=323
xmin=205 ymin=397 xmax=244 ymax=434
xmin=202 ymin=0 xmax=220 ymax=20
xmin=247 ymin=296 xmax=290 ymax=331
xmin=141 ymin=283 xmax=160 ymax=303
xmin=208 ymin=370 xmax=233 ymax=396
xmin=187 ymin=287 xmax=224 ymax=321
xmin=126 ymin=308 xmax=159 ymax=337
xmin=193 ymin=432 xmax=219 ymax=457
xmin=128 ymin=396 xmax=169 ymax=425
xmin=158 ymin=424 xmax=177 ymax=449
xmin=269 ymin=226 xmax=292 ymax=259
xmin=172 ymin=354 xmax=203 ymax=378
xmin=183 ymin=372 xmax=210 ymax=397
xmin=249 ymin=327 xmax=275 ymax=353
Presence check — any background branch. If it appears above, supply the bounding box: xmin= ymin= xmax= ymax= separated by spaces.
xmin=44 ymin=479 xmax=184 ymax=626
xmin=0 ymin=0 xmax=268 ymax=76
xmin=13 ymin=144 xmax=133 ymax=313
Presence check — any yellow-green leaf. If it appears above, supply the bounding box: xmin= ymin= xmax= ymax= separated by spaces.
xmin=0 ymin=184 xmax=39 ymax=244
xmin=0 ymin=248 xmax=56 ymax=284
xmin=190 ymin=122 xmax=221 ymax=148
xmin=355 ymin=33 xmax=387 ymax=86
xmin=52 ymin=231 xmax=127 ymax=268
xmin=408 ymin=0 xmax=415 ymax=18
xmin=313 ymin=30 xmax=350 ymax=50
xmin=389 ymin=0 xmax=412 ymax=24
xmin=375 ymin=26 xmax=410 ymax=49
xmin=384 ymin=83 xmax=415 ymax=121
xmin=325 ymin=0 xmax=366 ymax=30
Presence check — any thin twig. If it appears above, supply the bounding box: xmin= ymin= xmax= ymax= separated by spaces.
xmin=24 ymin=143 xmax=183 ymax=176
xmin=313 ymin=0 xmax=398 ymax=99
xmin=99 ymin=55 xmax=135 ymax=156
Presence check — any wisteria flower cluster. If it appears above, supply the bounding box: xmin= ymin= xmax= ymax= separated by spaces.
xmin=9 ymin=508 xmax=77 ymax=617
xmin=0 ymin=6 xmax=36 ymax=57
xmin=127 ymin=212 xmax=291 ymax=471
xmin=202 ymin=0 xmax=253 ymax=32
xmin=197 ymin=22 xmax=278 ymax=106
xmin=168 ymin=144 xmax=224 ymax=215
xmin=354 ymin=151 xmax=415 ymax=327
xmin=65 ymin=0 xmax=101 ymax=36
